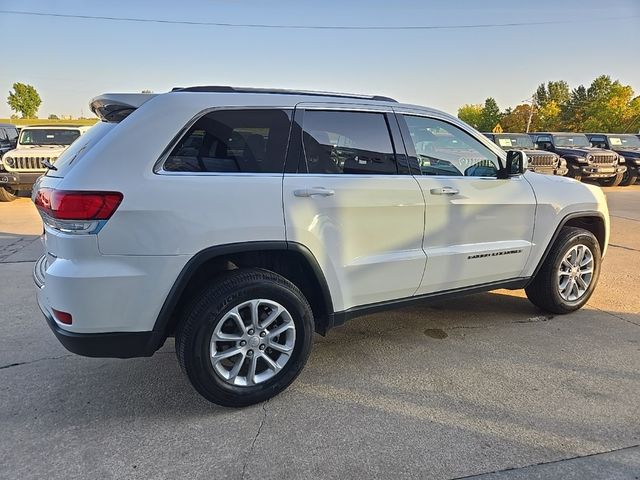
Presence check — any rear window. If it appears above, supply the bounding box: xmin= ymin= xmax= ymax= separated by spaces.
xmin=163 ymin=109 xmax=292 ymax=173
xmin=46 ymin=122 xmax=115 ymax=177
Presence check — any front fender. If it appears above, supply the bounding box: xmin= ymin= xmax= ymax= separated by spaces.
xmin=522 ymin=173 xmax=609 ymax=277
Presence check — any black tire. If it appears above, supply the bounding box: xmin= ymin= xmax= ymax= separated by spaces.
xmin=566 ymin=164 xmax=582 ymax=182
xmin=0 ymin=187 xmax=17 ymax=202
xmin=525 ymin=227 xmax=601 ymax=314
xmin=175 ymin=268 xmax=314 ymax=407
xmin=598 ymin=172 xmax=623 ymax=187
xmin=619 ymin=168 xmax=638 ymax=187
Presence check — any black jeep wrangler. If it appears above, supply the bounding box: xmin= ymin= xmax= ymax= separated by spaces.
xmin=586 ymin=133 xmax=639 ymax=186
xmin=529 ymin=132 xmax=625 ymax=186
xmin=483 ymin=132 xmax=567 ymax=176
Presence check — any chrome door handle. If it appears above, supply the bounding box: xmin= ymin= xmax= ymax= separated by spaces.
xmin=293 ymin=187 xmax=335 ymax=197
xmin=430 ymin=186 xmax=459 ymax=195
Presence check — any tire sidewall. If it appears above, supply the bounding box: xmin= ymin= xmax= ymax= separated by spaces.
xmin=185 ymin=278 xmax=313 ymax=405
xmin=547 ymin=231 xmax=601 ymax=311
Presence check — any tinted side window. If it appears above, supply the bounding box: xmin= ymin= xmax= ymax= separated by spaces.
xmin=164 ymin=109 xmax=292 ymax=173
xmin=301 ymin=111 xmax=397 ymax=174
xmin=402 ymin=116 xmax=500 ymax=177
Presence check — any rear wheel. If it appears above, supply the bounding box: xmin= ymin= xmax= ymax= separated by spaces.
xmin=526 ymin=227 xmax=601 ymax=314
xmin=0 ymin=187 xmax=17 ymax=202
xmin=598 ymin=172 xmax=623 ymax=187
xmin=619 ymin=168 xmax=638 ymax=187
xmin=175 ymin=268 xmax=314 ymax=407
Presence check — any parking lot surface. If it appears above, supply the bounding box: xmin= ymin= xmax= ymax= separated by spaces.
xmin=1 ymin=187 xmax=639 ymax=480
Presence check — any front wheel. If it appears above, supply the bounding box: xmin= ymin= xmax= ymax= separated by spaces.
xmin=175 ymin=268 xmax=314 ymax=407
xmin=526 ymin=227 xmax=601 ymax=314
xmin=0 ymin=187 xmax=17 ymax=202
xmin=619 ymin=168 xmax=638 ymax=187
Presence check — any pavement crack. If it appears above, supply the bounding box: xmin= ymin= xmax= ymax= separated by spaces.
xmin=609 ymin=243 xmax=640 ymax=253
xmin=591 ymin=305 xmax=640 ymax=328
xmin=0 ymin=354 xmax=72 ymax=370
xmin=611 ymin=214 xmax=640 ymax=223
xmin=449 ymin=443 xmax=640 ymax=479
xmin=241 ymin=399 xmax=269 ymax=480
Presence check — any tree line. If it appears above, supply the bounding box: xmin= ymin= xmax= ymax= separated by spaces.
xmin=458 ymin=75 xmax=640 ymax=134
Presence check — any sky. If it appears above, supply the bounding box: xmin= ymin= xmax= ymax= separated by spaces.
xmin=0 ymin=0 xmax=639 ymax=118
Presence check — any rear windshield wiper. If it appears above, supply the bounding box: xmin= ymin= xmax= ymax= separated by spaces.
xmin=42 ymin=159 xmax=58 ymax=171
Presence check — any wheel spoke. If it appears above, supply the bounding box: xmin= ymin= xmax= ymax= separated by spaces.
xmin=267 ymin=340 xmax=294 ymax=354
xmin=562 ymin=259 xmax=573 ymax=269
xmin=268 ymin=322 xmax=294 ymax=339
xmin=246 ymin=354 xmax=258 ymax=386
xmin=260 ymin=305 xmax=282 ymax=329
xmin=576 ymin=275 xmax=588 ymax=291
xmin=227 ymin=352 xmax=246 ymax=381
xmin=260 ymin=352 xmax=282 ymax=372
xmin=250 ymin=300 xmax=261 ymax=330
xmin=212 ymin=347 xmax=243 ymax=363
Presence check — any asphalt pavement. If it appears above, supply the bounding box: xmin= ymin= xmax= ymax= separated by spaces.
xmin=1 ymin=187 xmax=639 ymax=480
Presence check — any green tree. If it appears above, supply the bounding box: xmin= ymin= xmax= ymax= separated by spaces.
xmin=457 ymin=104 xmax=484 ymax=129
xmin=479 ymin=97 xmax=502 ymax=131
xmin=581 ymin=75 xmax=640 ymax=132
xmin=48 ymin=114 xmax=59 ymax=120
xmin=7 ymin=82 xmax=42 ymax=118
xmin=501 ymin=104 xmax=537 ymax=132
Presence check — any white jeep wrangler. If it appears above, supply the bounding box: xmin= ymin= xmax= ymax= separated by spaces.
xmin=32 ymin=87 xmax=609 ymax=406
xmin=0 ymin=125 xmax=90 ymax=201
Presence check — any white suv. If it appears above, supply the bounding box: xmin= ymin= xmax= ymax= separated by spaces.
xmin=32 ymin=87 xmax=609 ymax=406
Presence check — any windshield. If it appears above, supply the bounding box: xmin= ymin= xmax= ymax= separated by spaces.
xmin=19 ymin=128 xmax=81 ymax=146
xmin=608 ymin=135 xmax=640 ymax=148
xmin=494 ymin=134 xmax=534 ymax=149
xmin=553 ymin=134 xmax=590 ymax=148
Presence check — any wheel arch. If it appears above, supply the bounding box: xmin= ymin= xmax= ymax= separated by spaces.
xmin=151 ymin=241 xmax=335 ymax=349
xmin=529 ymin=211 xmax=606 ymax=283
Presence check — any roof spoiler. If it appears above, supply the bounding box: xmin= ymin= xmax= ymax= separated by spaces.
xmin=90 ymin=93 xmax=157 ymax=122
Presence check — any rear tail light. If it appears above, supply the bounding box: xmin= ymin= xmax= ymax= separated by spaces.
xmin=51 ymin=308 xmax=73 ymax=325
xmin=34 ymin=188 xmax=123 ymax=234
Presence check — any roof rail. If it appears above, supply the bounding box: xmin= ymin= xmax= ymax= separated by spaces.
xmin=171 ymin=86 xmax=397 ymax=103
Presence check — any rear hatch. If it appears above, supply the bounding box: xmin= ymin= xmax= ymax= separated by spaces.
xmin=34 ymin=93 xmax=156 ymax=260
xmin=44 ymin=93 xmax=156 ymax=179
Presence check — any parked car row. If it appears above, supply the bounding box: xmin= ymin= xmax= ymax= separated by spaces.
xmin=0 ymin=124 xmax=90 ymax=201
xmin=483 ymin=131 xmax=640 ymax=187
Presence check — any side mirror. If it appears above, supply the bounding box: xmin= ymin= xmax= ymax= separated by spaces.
xmin=501 ymin=150 xmax=527 ymax=178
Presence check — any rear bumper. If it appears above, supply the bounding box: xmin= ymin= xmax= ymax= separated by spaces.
xmin=38 ymin=296 xmax=163 ymax=358
xmin=0 ymin=170 xmax=41 ymax=190
xmin=33 ymin=250 xmax=182 ymax=358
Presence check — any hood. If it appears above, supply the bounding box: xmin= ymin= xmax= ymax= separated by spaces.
xmin=610 ymin=148 xmax=640 ymax=158
xmin=554 ymin=146 xmax=615 ymax=157
xmin=5 ymin=145 xmax=67 ymax=156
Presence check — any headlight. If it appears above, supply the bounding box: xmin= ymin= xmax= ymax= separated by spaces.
xmin=618 ymin=155 xmax=625 ymax=164
xmin=4 ymin=157 xmax=14 ymax=167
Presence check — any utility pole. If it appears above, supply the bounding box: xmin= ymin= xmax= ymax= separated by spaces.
xmin=524 ymin=97 xmax=536 ymax=133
